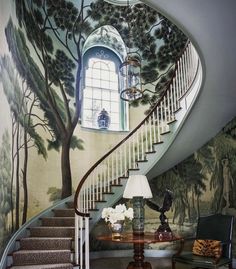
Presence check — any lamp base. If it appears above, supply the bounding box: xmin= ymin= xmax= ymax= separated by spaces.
xmin=132 ymin=196 xmax=145 ymax=236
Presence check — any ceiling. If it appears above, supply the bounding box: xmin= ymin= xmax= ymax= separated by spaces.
xmin=145 ymin=0 xmax=236 ymax=178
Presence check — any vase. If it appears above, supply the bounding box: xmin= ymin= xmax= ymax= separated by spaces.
xmin=97 ymin=108 xmax=110 ymax=130
xmin=109 ymin=221 xmax=124 ymax=239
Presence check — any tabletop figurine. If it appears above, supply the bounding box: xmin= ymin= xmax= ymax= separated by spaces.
xmin=146 ymin=189 xmax=173 ymax=239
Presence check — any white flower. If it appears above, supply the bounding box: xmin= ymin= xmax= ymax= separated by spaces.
xmin=101 ymin=204 xmax=133 ymax=224
xmin=124 ymin=207 xmax=134 ymax=220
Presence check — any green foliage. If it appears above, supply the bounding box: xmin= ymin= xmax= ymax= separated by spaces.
xmin=46 ymin=0 xmax=79 ymax=32
xmin=223 ymin=117 xmax=236 ymax=138
xmin=70 ymin=136 xmax=84 ymax=150
xmin=47 ymin=187 xmax=61 ymax=202
xmin=0 ymin=54 xmax=47 ymax=159
xmin=46 ymin=50 xmax=76 ymax=97
xmin=0 ymin=130 xmax=12 ymax=231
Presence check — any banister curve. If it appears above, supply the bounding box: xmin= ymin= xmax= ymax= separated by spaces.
xmin=74 ymin=39 xmax=195 ymax=217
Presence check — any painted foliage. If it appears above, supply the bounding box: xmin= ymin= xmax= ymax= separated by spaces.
xmin=0 ymin=130 xmax=11 ymax=257
xmin=8 ymin=0 xmax=186 ymax=199
xmin=0 ymin=0 xmax=187 ymax=258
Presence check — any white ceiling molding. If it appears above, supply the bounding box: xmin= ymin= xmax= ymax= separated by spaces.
xmin=104 ymin=0 xmax=140 ymax=6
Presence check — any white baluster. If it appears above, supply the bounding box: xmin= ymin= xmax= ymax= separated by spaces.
xmin=164 ymin=96 xmax=167 ymax=132
xmin=132 ymin=137 xmax=136 ymax=168
xmin=141 ymin=125 xmax=145 ymax=160
xmin=167 ymin=90 xmax=170 ymax=122
xmin=85 ymin=217 xmax=90 ymax=269
xmin=75 ymin=214 xmax=79 ymax=265
xmin=111 ymin=153 xmax=114 ymax=185
xmin=92 ymin=172 xmax=95 ymax=209
xmin=145 ymin=121 xmax=148 ymax=152
xmin=136 ymin=129 xmax=140 ymax=161
xmin=170 ymin=85 xmax=174 ymax=120
xmin=107 ymin=158 xmax=110 ymax=192
xmin=116 ymin=150 xmax=118 ymax=183
xmin=129 ymin=139 xmax=131 ymax=168
xmin=99 ymin=167 xmax=103 ymax=201
xmin=156 ymin=106 xmax=161 ymax=142
xmin=152 ymin=112 xmax=157 ymax=144
xmin=124 ymin=143 xmax=127 ymax=177
xmin=120 ymin=148 xmax=123 ymax=176
xmin=180 ymin=58 xmax=184 ymax=98
xmin=149 ymin=119 xmax=153 ymax=151
xmin=79 ymin=216 xmax=83 ymax=268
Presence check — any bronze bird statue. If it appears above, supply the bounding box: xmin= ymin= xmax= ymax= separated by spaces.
xmin=146 ymin=189 xmax=173 ymax=234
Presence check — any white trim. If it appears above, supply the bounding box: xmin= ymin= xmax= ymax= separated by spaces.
xmin=104 ymin=0 xmax=140 ymax=6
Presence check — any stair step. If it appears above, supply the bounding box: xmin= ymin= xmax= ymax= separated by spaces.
xmin=9 ymin=263 xmax=73 ymax=269
xmin=12 ymin=250 xmax=71 ymax=266
xmin=53 ymin=209 xmax=74 ymax=217
xmin=20 ymin=237 xmax=72 ymax=250
xmin=29 ymin=227 xmax=74 ymax=238
xmin=41 ymin=217 xmax=74 ymax=227
xmin=66 ymin=201 xmax=74 ymax=209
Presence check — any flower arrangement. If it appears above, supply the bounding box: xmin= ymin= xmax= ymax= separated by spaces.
xmin=102 ymin=204 xmax=134 ymax=224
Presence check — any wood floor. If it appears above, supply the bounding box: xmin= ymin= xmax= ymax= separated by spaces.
xmin=90 ymin=257 xmax=190 ymax=269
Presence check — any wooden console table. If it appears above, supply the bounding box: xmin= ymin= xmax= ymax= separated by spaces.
xmin=97 ymin=233 xmax=182 ymax=269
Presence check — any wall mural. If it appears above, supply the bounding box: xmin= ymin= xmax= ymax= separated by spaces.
xmin=90 ymin=116 xmax=236 ymax=257
xmin=0 ymin=0 xmax=192 ymax=258
xmin=0 ymin=130 xmax=12 ymax=257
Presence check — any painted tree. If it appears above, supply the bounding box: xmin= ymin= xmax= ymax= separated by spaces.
xmin=0 ymin=55 xmax=47 ymax=227
xmin=150 ymin=154 xmax=206 ymax=225
xmin=209 ymin=124 xmax=236 ymax=213
xmin=180 ymin=156 xmax=206 ymax=219
xmin=0 ymin=130 xmax=12 ymax=245
xmin=10 ymin=0 xmax=186 ymax=199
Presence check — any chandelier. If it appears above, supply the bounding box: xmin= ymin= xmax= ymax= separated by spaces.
xmin=119 ymin=1 xmax=143 ymax=102
xmin=119 ymin=55 xmax=143 ymax=101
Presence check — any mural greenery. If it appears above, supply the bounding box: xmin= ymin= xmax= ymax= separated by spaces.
xmin=0 ymin=55 xmax=47 ymax=229
xmin=5 ymin=0 xmax=187 ymax=200
xmin=0 ymin=130 xmax=11 ymax=257
xmin=150 ymin=116 xmax=236 ymax=224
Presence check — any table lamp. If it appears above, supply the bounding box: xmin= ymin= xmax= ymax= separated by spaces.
xmin=123 ymin=174 xmax=153 ymax=235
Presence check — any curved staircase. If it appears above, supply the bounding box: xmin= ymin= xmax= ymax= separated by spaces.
xmin=74 ymin=41 xmax=202 ymax=268
xmin=1 ymin=199 xmax=74 ymax=269
xmin=1 ymin=40 xmax=201 ymax=269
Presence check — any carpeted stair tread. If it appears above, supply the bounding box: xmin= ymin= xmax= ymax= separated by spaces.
xmin=30 ymin=227 xmax=74 ymax=237
xmin=41 ymin=217 xmax=74 ymax=227
xmin=13 ymin=250 xmax=71 ymax=265
xmin=53 ymin=209 xmax=74 ymax=217
xmin=65 ymin=202 xmax=74 ymax=208
xmin=10 ymin=262 xmax=73 ymax=269
xmin=20 ymin=237 xmax=72 ymax=250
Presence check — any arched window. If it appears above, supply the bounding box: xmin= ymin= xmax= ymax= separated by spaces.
xmin=82 ymin=47 xmax=128 ymax=131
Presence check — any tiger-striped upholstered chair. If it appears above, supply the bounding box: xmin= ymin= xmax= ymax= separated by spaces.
xmin=172 ymin=214 xmax=234 ymax=269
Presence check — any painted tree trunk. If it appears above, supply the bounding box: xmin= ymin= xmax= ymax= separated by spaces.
xmin=15 ymin=121 xmax=20 ymax=230
xmin=22 ymin=128 xmax=28 ymax=224
xmin=11 ymin=117 xmax=15 ymax=232
xmin=61 ymin=134 xmax=73 ymax=199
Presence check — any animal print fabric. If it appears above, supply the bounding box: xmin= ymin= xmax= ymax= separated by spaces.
xmin=192 ymin=239 xmax=222 ymax=259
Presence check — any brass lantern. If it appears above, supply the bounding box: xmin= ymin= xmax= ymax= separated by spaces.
xmin=119 ymin=55 xmax=143 ymax=101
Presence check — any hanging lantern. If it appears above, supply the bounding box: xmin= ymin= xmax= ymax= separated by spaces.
xmin=97 ymin=108 xmax=110 ymax=130
xmin=119 ymin=55 xmax=143 ymax=101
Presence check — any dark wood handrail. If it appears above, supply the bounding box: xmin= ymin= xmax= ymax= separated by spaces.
xmin=74 ymin=40 xmax=193 ymax=216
